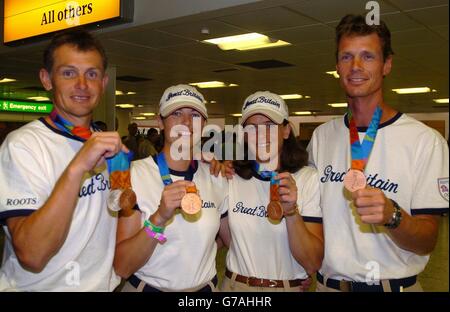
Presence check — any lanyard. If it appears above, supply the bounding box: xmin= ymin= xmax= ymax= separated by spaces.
xmin=252 ymin=161 xmax=279 ymax=201
xmin=252 ymin=161 xmax=274 ymax=180
xmin=269 ymin=172 xmax=280 ymax=202
xmin=49 ymin=110 xmax=133 ymax=189
xmin=106 ymin=152 xmax=134 ymax=189
xmin=156 ymin=152 xmax=195 ymax=185
xmin=49 ymin=109 xmax=94 ymax=140
xmin=348 ymin=106 xmax=382 ymax=171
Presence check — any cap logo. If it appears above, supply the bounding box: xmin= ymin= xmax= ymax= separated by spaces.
xmin=244 ymin=96 xmax=280 ymax=110
xmin=165 ymin=89 xmax=203 ymax=104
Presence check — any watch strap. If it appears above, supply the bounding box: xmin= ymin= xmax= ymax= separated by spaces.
xmin=384 ymin=199 xmax=402 ymax=229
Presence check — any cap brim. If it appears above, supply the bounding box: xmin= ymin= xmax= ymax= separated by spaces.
xmin=160 ymin=101 xmax=208 ymax=119
xmin=241 ymin=107 xmax=285 ymax=125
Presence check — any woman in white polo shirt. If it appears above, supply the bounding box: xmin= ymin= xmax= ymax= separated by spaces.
xmin=113 ymin=84 xmax=228 ymax=292
xmin=221 ymin=91 xmax=324 ymax=292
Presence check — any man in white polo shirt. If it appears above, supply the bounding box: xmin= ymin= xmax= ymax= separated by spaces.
xmin=307 ymin=14 xmax=449 ymax=292
xmin=0 ymin=29 xmax=123 ymax=291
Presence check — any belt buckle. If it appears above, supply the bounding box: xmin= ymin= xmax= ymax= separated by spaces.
xmin=246 ymin=276 xmax=277 ymax=288
xmin=339 ymin=280 xmax=352 ymax=292
xmin=246 ymin=276 xmax=266 ymax=287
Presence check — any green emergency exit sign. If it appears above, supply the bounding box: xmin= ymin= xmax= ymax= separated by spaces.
xmin=0 ymin=100 xmax=53 ymax=113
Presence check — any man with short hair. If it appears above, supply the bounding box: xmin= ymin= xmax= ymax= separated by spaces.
xmin=123 ymin=122 xmax=139 ymax=159
xmin=307 ymin=14 xmax=449 ymax=292
xmin=137 ymin=128 xmax=159 ymax=160
xmin=0 ymin=28 xmax=124 ymax=291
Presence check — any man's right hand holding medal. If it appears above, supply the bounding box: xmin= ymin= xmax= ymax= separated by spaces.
xmin=70 ymin=132 xmax=128 ymax=174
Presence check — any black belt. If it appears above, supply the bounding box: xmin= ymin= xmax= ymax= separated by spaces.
xmin=128 ymin=274 xmax=217 ymax=292
xmin=317 ymin=272 xmax=417 ymax=292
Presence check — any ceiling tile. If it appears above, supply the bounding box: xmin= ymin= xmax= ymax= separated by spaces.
xmin=392 ymin=28 xmax=445 ymax=46
xmin=109 ymin=29 xmax=193 ymax=48
xmin=268 ymin=24 xmax=335 ymax=44
xmin=286 ymin=0 xmax=398 ymax=23
xmin=387 ymin=0 xmax=449 ymax=11
xmin=296 ymin=39 xmax=335 ymax=55
xmin=217 ymin=6 xmax=318 ymax=32
xmin=431 ymin=25 xmax=449 ymax=40
xmin=160 ymin=41 xmax=245 ymax=63
xmin=405 ymin=5 xmax=449 ymax=27
xmin=158 ymin=20 xmax=246 ymax=41
xmin=380 ymin=12 xmax=423 ymax=31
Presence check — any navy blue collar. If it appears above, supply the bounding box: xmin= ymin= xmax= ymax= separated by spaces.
xmin=344 ymin=112 xmax=402 ymax=132
xmin=151 ymin=154 xmax=198 ymax=180
xmin=39 ymin=117 xmax=101 ymax=142
xmin=251 ymin=163 xmax=272 ymax=182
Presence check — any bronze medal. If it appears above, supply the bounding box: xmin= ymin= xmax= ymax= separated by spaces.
xmin=343 ymin=169 xmax=366 ymax=192
xmin=181 ymin=185 xmax=202 ymax=215
xmin=119 ymin=188 xmax=137 ymax=216
xmin=266 ymin=172 xmax=283 ymax=221
xmin=267 ymin=200 xmax=283 ymax=221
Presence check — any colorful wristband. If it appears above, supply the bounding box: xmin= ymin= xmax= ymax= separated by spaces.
xmin=144 ymin=227 xmax=167 ymax=244
xmin=144 ymin=219 xmax=165 ymax=233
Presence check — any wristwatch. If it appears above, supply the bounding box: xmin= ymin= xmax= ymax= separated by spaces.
xmin=384 ymin=199 xmax=403 ymax=229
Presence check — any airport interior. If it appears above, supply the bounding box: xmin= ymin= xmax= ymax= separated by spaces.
xmin=0 ymin=0 xmax=448 ymax=292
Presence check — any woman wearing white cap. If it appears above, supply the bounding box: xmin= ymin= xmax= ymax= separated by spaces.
xmin=113 ymin=84 xmax=228 ymax=292
xmin=220 ymin=91 xmax=324 ymax=292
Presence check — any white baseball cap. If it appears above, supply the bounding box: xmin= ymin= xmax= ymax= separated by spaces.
xmin=241 ymin=91 xmax=289 ymax=125
xmin=159 ymin=84 xmax=208 ymax=119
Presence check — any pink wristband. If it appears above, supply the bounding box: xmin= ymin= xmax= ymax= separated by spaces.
xmin=144 ymin=227 xmax=167 ymax=244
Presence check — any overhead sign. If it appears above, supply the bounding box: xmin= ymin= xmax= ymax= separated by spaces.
xmin=3 ymin=0 xmax=133 ymax=44
xmin=1 ymin=100 xmax=53 ymax=113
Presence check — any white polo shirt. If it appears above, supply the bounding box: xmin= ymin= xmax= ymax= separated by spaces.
xmin=130 ymin=156 xmax=228 ymax=291
xmin=226 ymin=165 xmax=322 ymax=280
xmin=0 ymin=118 xmax=120 ymax=291
xmin=307 ymin=113 xmax=449 ymax=281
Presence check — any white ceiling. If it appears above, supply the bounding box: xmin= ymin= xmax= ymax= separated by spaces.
xmin=0 ymin=0 xmax=448 ymax=119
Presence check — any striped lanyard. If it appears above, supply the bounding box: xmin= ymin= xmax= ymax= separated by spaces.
xmin=252 ymin=161 xmax=275 ymax=180
xmin=252 ymin=161 xmax=279 ymax=201
xmin=348 ymin=106 xmax=382 ymax=171
xmin=49 ymin=110 xmax=93 ymax=140
xmin=49 ymin=110 xmax=132 ymax=188
xmin=156 ymin=152 xmax=195 ymax=185
xmin=105 ymin=151 xmax=134 ymax=189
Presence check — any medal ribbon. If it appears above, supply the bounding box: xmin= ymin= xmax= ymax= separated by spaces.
xmin=49 ymin=109 xmax=94 ymax=140
xmin=106 ymin=152 xmax=134 ymax=189
xmin=49 ymin=110 xmax=133 ymax=190
xmin=348 ymin=106 xmax=382 ymax=171
xmin=252 ymin=161 xmax=279 ymax=202
xmin=252 ymin=161 xmax=273 ymax=180
xmin=156 ymin=152 xmax=195 ymax=185
xmin=269 ymin=172 xmax=280 ymax=202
